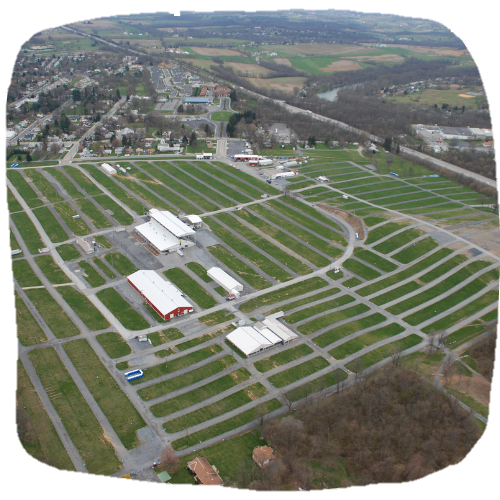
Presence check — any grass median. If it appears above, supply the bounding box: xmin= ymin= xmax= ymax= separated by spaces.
xmin=298 ymin=303 xmax=369 ymax=335
xmin=254 ymin=344 xmax=313 ymax=372
xmin=96 ymin=332 xmax=132 ymax=358
xmin=268 ymin=356 xmax=330 ymax=388
xmin=164 ymin=267 xmax=217 ymax=309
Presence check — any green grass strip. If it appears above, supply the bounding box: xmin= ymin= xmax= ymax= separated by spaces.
xmin=93 ymin=195 xmax=134 ymax=226
xmin=365 ymin=221 xmax=409 ymax=245
xmin=24 ymin=169 xmax=64 ymax=203
xmin=208 ymin=244 xmax=270 ymax=290
xmin=267 ymin=287 xmax=339 ymax=314
xmin=343 ymin=258 xmax=381 ymax=281
xmin=164 ymin=267 xmax=217 ymax=309
xmin=357 ymin=248 xmax=453 ymax=296
xmin=392 ymin=237 xmax=439 ymax=264
xmin=17 ymin=360 xmax=74 ymax=470
xmin=268 ymin=356 xmax=330 ymax=388
xmin=78 ymin=260 xmax=106 ymax=287
xmin=254 ymin=344 xmax=314 ymax=372
xmin=64 ymin=339 xmax=147 ymax=449
xmin=11 ymin=212 xmax=45 ymax=254
xmin=7 ymin=170 xmax=43 ymax=208
xmin=286 ymin=294 xmax=354 ymax=324
xmin=56 ymin=243 xmax=81 ymax=261
xmin=45 ymin=168 xmax=84 ymax=198
xmin=63 ymin=166 xmax=103 ymax=195
xmin=32 ymin=207 xmax=69 ymax=243
xmin=92 ymin=258 xmax=116 ymax=279
xmin=35 ymin=255 xmax=71 ymax=284
xmin=132 ymin=344 xmax=223 ymax=386
xmin=329 ymin=323 xmax=405 ymax=359
xmin=164 ymin=382 xmax=268 ymax=433
xmin=138 ymin=353 xmax=236 ymax=401
xmin=198 ymin=310 xmax=236 ymax=326
xmin=28 ymin=347 xmax=121 ymax=474
xmin=284 ymin=369 xmax=348 ymax=402
xmin=12 ymin=260 xmax=42 ymax=287
xmin=240 ymin=276 xmax=328 ymax=313
xmin=96 ymin=332 xmax=132 ymax=358
xmin=75 ymin=198 xmax=112 ymax=229
xmin=7 ymin=187 xmax=23 ymax=212
xmin=104 ymin=252 xmax=138 ymax=276
xmin=150 ymin=368 xmax=252 ymax=418
xmin=176 ymin=325 xmax=233 ymax=351
xmin=371 ymin=281 xmax=422 ymax=306
xmin=149 ymin=328 xmax=184 ymax=346
xmin=53 ymin=202 xmax=91 ymax=236
xmin=218 ymin=212 xmax=312 ymax=275
xmin=24 ymin=288 xmax=79 ymax=338
xmin=419 ymin=254 xmax=468 ymax=284
xmin=97 ymin=288 xmax=149 ymax=330
xmin=353 ymin=248 xmax=397 ymax=273
xmin=15 ymin=291 xmax=48 ymax=346
xmin=314 ymin=312 xmax=387 ymax=348
xmin=57 ymin=286 xmax=110 ymax=330
xmin=298 ymin=302 xmax=368 ymax=335
xmin=186 ymin=262 xmax=211 ymax=282
xmin=345 ymin=334 xmax=423 ymax=372
xmin=373 ymin=228 xmax=424 ymax=254
xmin=171 ymin=398 xmax=282 ymax=451
xmin=445 ymin=387 xmax=489 ymax=418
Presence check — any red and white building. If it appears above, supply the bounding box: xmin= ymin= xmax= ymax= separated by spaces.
xmin=128 ymin=270 xmax=193 ymax=320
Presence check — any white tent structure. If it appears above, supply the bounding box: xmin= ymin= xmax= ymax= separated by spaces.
xmin=184 ymin=214 xmax=203 ymax=228
xmin=207 ymin=267 xmax=243 ymax=298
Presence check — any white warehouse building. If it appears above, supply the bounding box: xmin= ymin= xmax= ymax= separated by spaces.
xmin=207 ymin=267 xmax=243 ymax=298
xmin=226 ymin=314 xmax=297 ymax=356
xmin=135 ymin=209 xmax=196 ymax=254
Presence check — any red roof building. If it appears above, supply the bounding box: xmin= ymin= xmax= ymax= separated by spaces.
xmin=252 ymin=446 xmax=276 ymax=468
xmin=187 ymin=457 xmax=223 ymax=485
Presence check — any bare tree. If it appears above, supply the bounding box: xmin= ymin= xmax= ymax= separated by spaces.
xmin=160 ymin=446 xmax=180 ymax=474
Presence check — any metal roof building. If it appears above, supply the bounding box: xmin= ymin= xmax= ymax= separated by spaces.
xmin=184 ymin=97 xmax=212 ymax=104
xmin=207 ymin=267 xmax=242 ymax=297
xmin=128 ymin=270 xmax=193 ymax=320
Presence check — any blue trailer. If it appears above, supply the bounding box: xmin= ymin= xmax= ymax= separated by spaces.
xmin=125 ymin=369 xmax=144 ymax=382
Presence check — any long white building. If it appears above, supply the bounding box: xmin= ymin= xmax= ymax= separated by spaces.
xmin=135 ymin=209 xmax=196 ymax=254
xmin=207 ymin=267 xmax=243 ymax=298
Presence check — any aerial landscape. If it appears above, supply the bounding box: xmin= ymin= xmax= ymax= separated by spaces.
xmin=5 ymin=2 xmax=498 ymax=495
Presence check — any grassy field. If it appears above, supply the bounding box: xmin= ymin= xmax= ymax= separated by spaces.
xmin=28 ymin=347 xmax=121 ymax=475
xmin=64 ymin=339 xmax=147 ymax=449
xmin=343 ymin=259 xmax=381 ymax=281
xmin=313 ymin=313 xmax=387 ymax=348
xmin=240 ymin=277 xmax=328 ymax=313
xmin=186 ymin=262 xmax=211 ymax=282
xmin=267 ymin=287 xmax=340 ymax=315
xmin=15 ymin=292 xmax=48 ymax=346
xmin=353 ymin=248 xmax=397 ymax=272
xmin=298 ymin=303 xmax=370 ymax=335
xmin=7 ymin=187 xmax=23 ymax=212
xmin=137 ymin=354 xmax=236 ymax=401
xmin=345 ymin=334 xmax=423 ymax=372
xmin=365 ymin=221 xmax=409 ymax=245
xmin=17 ymin=361 xmax=74 ymax=470
xmin=92 ymin=258 xmax=116 ymax=279
xmin=211 ymin=111 xmax=234 ymax=121
xmin=254 ymin=344 xmax=313 ymax=372
xmin=24 ymin=288 xmax=79 ymax=338
xmin=96 ymin=332 xmax=132 ymax=358
xmin=132 ymin=344 xmax=224 ymax=386
xmin=32 ymin=207 xmax=69 ymax=243
xmin=164 ymin=268 xmax=217 ymax=309
xmin=78 ymin=260 xmax=106 ymax=287
xmin=164 ymin=382 xmax=268 ymax=433
xmin=150 ymin=368 xmax=252 ymax=418
xmin=12 ymin=260 xmax=42 ymax=287
xmin=284 ymin=369 xmax=348 ymax=402
xmin=35 ymin=255 xmax=71 ymax=284
xmin=216 ymin=213 xmax=307 ymax=277
xmin=373 ymin=228 xmax=424 ymax=254
xmin=171 ymin=398 xmax=282 ymax=450
xmin=197 ymin=309 xmax=235 ymax=326
xmin=93 ymin=195 xmax=134 ymax=225
xmin=7 ymin=170 xmax=43 ymax=208
xmin=45 ymin=168 xmax=84 ymax=198
xmin=63 ymin=166 xmax=103 ymax=195
xmin=94 ymin=235 xmax=113 ymax=249
xmin=10 ymin=213 xmax=44 ymax=253
xmin=104 ymin=252 xmax=139 ymax=276
xmin=329 ymin=323 xmax=405 ymax=359
xmin=96 ymin=288 xmax=150 ymax=330
xmin=53 ymin=202 xmax=92 ymax=236
xmin=357 ymin=248 xmax=453 ymax=296
xmin=286 ymin=294 xmax=353 ymax=324
xmin=268 ymin=356 xmax=330 ymax=388
xmin=149 ymin=328 xmax=184 ymax=346
xmin=75 ymin=198 xmax=112 ymax=229
xmin=176 ymin=325 xmax=232 ymax=351
xmin=392 ymin=237 xmax=439 ymax=263
xmin=56 ymin=243 xmax=81 ymax=261
xmin=24 ymin=169 xmax=64 ymax=203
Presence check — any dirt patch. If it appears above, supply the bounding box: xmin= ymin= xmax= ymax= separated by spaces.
xmin=190 ymin=47 xmax=243 ymax=56
xmin=447 ymin=370 xmax=491 ymax=407
xmin=451 ymin=221 xmax=500 ymax=259
xmin=268 ymin=43 xmax=378 ymax=56
xmin=319 ymin=60 xmax=363 ymax=72
xmin=458 ymin=94 xmax=475 ymax=98
xmin=245 ymin=77 xmax=307 ymax=93
xmin=274 ymin=57 xmax=292 ymax=67
xmin=318 ymin=204 xmax=364 ymax=239
xmin=227 ymin=62 xmax=275 ymax=77
xmin=158 ymin=61 xmax=171 ymax=69
xmin=349 ymin=54 xmax=405 ymax=63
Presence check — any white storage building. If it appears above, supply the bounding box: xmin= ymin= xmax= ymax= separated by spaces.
xmin=135 ymin=209 xmax=196 ymax=254
xmin=207 ymin=267 xmax=243 ymax=297
xmin=128 ymin=269 xmax=193 ymax=320
xmin=101 ymin=163 xmax=117 ymax=174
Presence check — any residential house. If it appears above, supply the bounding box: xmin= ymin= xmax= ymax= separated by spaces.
xmin=252 ymin=446 xmax=276 ymax=468
xmin=187 ymin=457 xmax=223 ymax=485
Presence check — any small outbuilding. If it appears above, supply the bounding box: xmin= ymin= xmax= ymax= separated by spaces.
xmin=253 ymin=446 xmax=276 ymax=468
